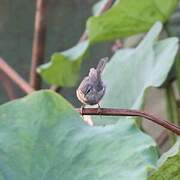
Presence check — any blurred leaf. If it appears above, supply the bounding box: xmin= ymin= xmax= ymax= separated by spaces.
xmin=0 ymin=90 xmax=158 ymax=179
xmin=93 ymin=22 xmax=178 ymax=124
xmin=87 ymin=0 xmax=178 ymax=43
xmin=38 ymin=40 xmax=89 ymax=87
xmin=148 ymin=138 xmax=180 ymax=180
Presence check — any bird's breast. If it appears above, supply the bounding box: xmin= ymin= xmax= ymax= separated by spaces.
xmin=76 ymin=89 xmax=89 ymax=104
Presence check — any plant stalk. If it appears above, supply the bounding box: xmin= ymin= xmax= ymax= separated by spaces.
xmin=0 ymin=58 xmax=34 ymax=94
xmin=76 ymin=108 xmax=180 ymax=135
xmin=30 ymin=0 xmax=47 ymax=90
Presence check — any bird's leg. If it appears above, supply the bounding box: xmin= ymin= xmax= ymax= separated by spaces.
xmin=97 ymin=103 xmax=101 ymax=114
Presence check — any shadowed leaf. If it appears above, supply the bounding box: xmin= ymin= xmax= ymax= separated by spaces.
xmin=38 ymin=40 xmax=89 ymax=87
xmin=0 ymin=90 xmax=157 ymax=179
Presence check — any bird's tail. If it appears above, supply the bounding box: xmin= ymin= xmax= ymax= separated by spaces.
xmin=96 ymin=57 xmax=108 ymax=75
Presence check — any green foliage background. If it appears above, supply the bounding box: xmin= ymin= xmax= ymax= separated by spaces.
xmin=0 ymin=0 xmax=109 ymax=104
xmin=0 ymin=0 xmax=179 ymax=179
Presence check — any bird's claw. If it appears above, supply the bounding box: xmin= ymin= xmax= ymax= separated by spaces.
xmin=97 ymin=104 xmax=101 ymax=114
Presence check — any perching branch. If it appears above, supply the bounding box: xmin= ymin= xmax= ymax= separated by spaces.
xmin=0 ymin=58 xmax=34 ymax=94
xmin=30 ymin=0 xmax=47 ymax=90
xmin=76 ymin=108 xmax=180 ymax=135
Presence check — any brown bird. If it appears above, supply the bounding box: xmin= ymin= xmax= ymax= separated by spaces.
xmin=76 ymin=57 xmax=108 ymax=108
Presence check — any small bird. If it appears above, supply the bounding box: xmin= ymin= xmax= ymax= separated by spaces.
xmin=76 ymin=57 xmax=108 ymax=108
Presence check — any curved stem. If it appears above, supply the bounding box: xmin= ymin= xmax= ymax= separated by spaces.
xmin=0 ymin=72 xmax=16 ymax=100
xmin=0 ymin=58 xmax=34 ymax=94
xmin=76 ymin=108 xmax=180 ymax=135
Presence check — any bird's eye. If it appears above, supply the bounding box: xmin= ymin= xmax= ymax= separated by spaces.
xmin=85 ymin=88 xmax=91 ymax=95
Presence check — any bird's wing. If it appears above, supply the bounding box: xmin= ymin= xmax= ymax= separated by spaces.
xmin=79 ymin=77 xmax=93 ymax=95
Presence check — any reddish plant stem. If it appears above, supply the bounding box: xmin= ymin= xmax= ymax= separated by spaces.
xmin=0 ymin=72 xmax=16 ymax=100
xmin=30 ymin=0 xmax=47 ymax=90
xmin=76 ymin=108 xmax=180 ymax=135
xmin=0 ymin=58 xmax=34 ymax=94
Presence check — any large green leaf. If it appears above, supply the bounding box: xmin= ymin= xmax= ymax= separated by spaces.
xmin=0 ymin=22 xmax=178 ymax=180
xmin=0 ymin=90 xmax=157 ymax=179
xmin=93 ymin=22 xmax=178 ymax=124
xmin=87 ymin=0 xmax=178 ymax=43
xmin=148 ymin=138 xmax=180 ymax=180
xmin=38 ymin=40 xmax=89 ymax=87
